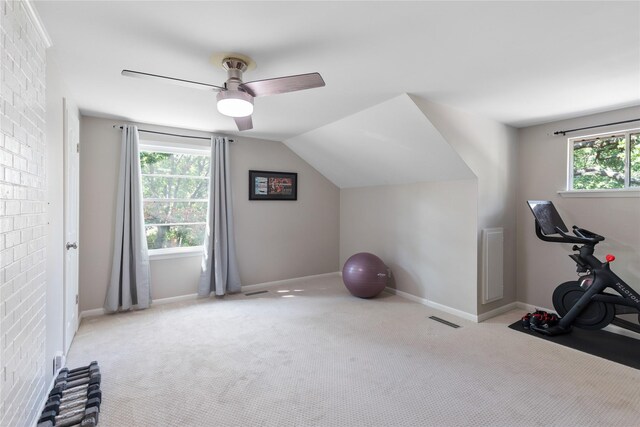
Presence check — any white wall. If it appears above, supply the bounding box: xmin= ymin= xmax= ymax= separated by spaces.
xmin=286 ymin=94 xmax=497 ymax=317
xmin=295 ymin=94 xmax=516 ymax=318
xmin=517 ymin=106 xmax=640 ymax=308
xmin=411 ymin=97 xmax=519 ymax=315
xmin=79 ymin=116 xmax=340 ymax=312
xmin=44 ymin=52 xmax=67 ymax=390
xmin=284 ymin=94 xmax=475 ymax=188
xmin=340 ymin=180 xmax=478 ymax=315
xmin=0 ymin=1 xmax=49 ymax=425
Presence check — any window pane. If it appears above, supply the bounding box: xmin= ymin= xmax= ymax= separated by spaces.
xmin=142 ymin=176 xmax=209 ymax=199
xmin=144 ymin=201 xmax=208 ymax=225
xmin=140 ymin=149 xmax=210 ymax=250
xmin=572 ymin=135 xmax=626 ymax=189
xmin=140 ymin=152 xmax=210 ymax=176
xmin=631 ymin=133 xmax=640 ymax=188
xmin=145 ymin=224 xmax=206 ymax=249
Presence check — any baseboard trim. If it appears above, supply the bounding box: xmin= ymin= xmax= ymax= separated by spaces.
xmin=603 ymin=323 xmax=640 ymax=340
xmin=154 ymin=293 xmax=199 ymax=306
xmin=80 ymin=272 xmax=341 ymax=319
xmin=384 ymin=287 xmax=477 ymax=322
xmin=515 ymin=301 xmax=554 ymax=313
xmin=476 ymin=302 xmax=519 ymax=322
xmin=241 ymin=272 xmax=341 ymax=292
xmin=33 ymin=361 xmax=65 ymax=427
xmin=80 ymin=307 xmax=106 ymax=319
xmin=515 ymin=302 xmax=639 ymax=341
xmin=80 ymin=293 xmax=200 ymax=319
xmin=383 ymin=288 xmax=524 ymax=323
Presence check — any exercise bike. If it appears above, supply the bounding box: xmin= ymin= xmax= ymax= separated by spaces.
xmin=527 ymin=200 xmax=640 ymax=336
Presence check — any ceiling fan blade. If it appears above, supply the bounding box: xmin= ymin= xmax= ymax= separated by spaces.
xmin=234 ymin=115 xmax=253 ymax=131
xmin=239 ymin=72 xmax=325 ymax=97
xmin=121 ymin=69 xmax=225 ymax=91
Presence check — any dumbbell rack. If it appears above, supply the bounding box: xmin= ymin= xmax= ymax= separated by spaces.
xmin=37 ymin=361 xmax=102 ymax=427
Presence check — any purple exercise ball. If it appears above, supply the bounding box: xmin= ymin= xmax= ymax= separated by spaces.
xmin=342 ymin=252 xmax=388 ymax=298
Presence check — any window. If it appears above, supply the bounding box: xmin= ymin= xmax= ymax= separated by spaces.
xmin=139 ymin=142 xmax=210 ymax=254
xmin=569 ymin=129 xmax=640 ymax=190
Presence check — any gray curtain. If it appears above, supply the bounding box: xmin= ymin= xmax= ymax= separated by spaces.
xmin=104 ymin=125 xmax=151 ymax=312
xmin=199 ymin=136 xmax=241 ymax=296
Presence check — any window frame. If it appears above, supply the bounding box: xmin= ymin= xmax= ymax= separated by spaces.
xmin=138 ymin=140 xmax=211 ymax=259
xmin=565 ymin=127 xmax=640 ymax=195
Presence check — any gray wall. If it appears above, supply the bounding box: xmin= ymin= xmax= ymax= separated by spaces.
xmin=412 ymin=97 xmax=519 ymax=315
xmin=232 ymin=136 xmax=340 ymax=285
xmin=78 ymin=116 xmax=340 ymax=312
xmin=517 ymin=106 xmax=640 ymax=308
xmin=340 ymin=180 xmax=478 ymax=315
xmin=78 ymin=117 xmax=120 ymax=312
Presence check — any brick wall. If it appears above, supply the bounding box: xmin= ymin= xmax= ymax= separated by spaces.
xmin=0 ymin=1 xmax=49 ymax=425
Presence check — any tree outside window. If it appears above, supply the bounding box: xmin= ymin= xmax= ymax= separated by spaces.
xmin=139 ymin=149 xmax=210 ymax=250
xmin=570 ymin=130 xmax=640 ymax=190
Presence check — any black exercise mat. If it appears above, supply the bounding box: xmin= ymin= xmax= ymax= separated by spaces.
xmin=508 ymin=320 xmax=640 ymax=370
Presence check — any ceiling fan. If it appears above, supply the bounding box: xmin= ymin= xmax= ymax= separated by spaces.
xmin=122 ymin=55 xmax=325 ymax=131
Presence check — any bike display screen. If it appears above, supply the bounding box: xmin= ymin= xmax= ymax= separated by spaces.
xmin=527 ymin=200 xmax=569 ymax=235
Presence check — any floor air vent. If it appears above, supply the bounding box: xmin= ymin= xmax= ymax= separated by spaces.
xmin=429 ymin=316 xmax=460 ymax=328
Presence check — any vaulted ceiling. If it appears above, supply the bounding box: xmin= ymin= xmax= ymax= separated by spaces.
xmin=285 ymin=94 xmax=475 ymax=188
xmin=35 ymin=1 xmax=640 ymax=141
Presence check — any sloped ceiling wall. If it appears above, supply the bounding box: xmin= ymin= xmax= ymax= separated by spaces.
xmin=284 ymin=94 xmax=475 ymax=188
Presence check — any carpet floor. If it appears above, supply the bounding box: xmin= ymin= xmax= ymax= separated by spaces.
xmin=67 ymin=274 xmax=640 ymax=426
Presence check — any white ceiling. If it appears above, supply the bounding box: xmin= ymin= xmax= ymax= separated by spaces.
xmin=285 ymin=94 xmax=475 ymax=188
xmin=35 ymin=1 xmax=640 ymax=141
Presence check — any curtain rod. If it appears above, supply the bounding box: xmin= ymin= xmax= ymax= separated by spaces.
xmin=113 ymin=125 xmax=233 ymax=142
xmin=554 ymin=118 xmax=640 ymax=136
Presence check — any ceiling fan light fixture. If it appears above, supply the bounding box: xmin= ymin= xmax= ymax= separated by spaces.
xmin=122 ymin=53 xmax=324 ymax=131
xmin=216 ymin=90 xmax=254 ymax=117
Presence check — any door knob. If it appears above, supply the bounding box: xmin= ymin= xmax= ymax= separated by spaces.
xmin=66 ymin=242 xmax=78 ymax=250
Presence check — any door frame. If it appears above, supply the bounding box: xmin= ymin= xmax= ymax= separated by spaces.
xmin=63 ymin=98 xmax=80 ymax=354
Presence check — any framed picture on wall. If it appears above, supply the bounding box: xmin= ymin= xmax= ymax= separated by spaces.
xmin=249 ymin=170 xmax=298 ymax=201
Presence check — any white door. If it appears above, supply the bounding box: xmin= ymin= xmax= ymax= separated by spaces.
xmin=63 ymin=98 xmax=80 ymax=354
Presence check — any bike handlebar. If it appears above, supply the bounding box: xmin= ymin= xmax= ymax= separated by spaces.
xmin=535 ymin=221 xmax=605 ymax=245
